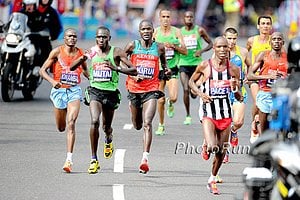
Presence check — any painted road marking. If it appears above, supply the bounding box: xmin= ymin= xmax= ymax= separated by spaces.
xmin=113 ymin=184 xmax=125 ymax=200
xmin=123 ymin=123 xmax=133 ymax=130
xmin=114 ymin=149 xmax=126 ymax=173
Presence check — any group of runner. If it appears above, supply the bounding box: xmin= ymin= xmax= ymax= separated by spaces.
xmin=39 ymin=8 xmax=288 ymax=195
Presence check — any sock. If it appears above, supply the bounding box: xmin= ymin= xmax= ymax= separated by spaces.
xmin=142 ymin=152 xmax=149 ymax=161
xmin=92 ymin=155 xmax=97 ymax=160
xmin=208 ymin=173 xmax=216 ymax=183
xmin=105 ymin=135 xmax=113 ymax=144
xmin=66 ymin=152 xmax=73 ymax=162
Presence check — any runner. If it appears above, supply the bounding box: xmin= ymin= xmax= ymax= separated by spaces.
xmin=71 ymin=26 xmax=137 ymax=174
xmin=124 ymin=20 xmax=170 ymax=174
xmin=189 ymin=37 xmax=242 ymax=195
xmin=153 ymin=9 xmax=187 ymax=135
xmin=246 ymin=15 xmax=272 ymax=143
xmin=179 ymin=11 xmax=212 ymax=125
xmin=223 ymin=27 xmax=248 ymax=163
xmin=39 ymin=28 xmax=89 ymax=173
xmin=247 ymin=32 xmax=288 ymax=133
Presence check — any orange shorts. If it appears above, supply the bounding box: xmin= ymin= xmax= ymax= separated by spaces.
xmin=203 ymin=117 xmax=232 ymax=131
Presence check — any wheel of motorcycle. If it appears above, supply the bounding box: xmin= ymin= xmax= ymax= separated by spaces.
xmin=22 ymin=74 xmax=42 ymax=100
xmin=1 ymin=63 xmax=15 ymax=102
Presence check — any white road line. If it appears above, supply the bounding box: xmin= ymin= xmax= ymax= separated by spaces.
xmin=113 ymin=184 xmax=125 ymax=200
xmin=114 ymin=149 xmax=126 ymax=173
xmin=123 ymin=123 xmax=133 ymax=130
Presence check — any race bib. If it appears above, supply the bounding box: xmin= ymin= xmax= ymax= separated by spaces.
xmin=183 ymin=34 xmax=197 ymax=50
xmin=266 ymin=79 xmax=275 ymax=88
xmin=60 ymin=71 xmax=79 ymax=86
xmin=266 ymin=69 xmax=277 ymax=88
xmin=165 ymin=47 xmax=174 ymax=60
xmin=209 ymin=80 xmax=230 ymax=97
xmin=136 ymin=60 xmax=155 ymax=79
xmin=92 ymin=63 xmax=112 ymax=82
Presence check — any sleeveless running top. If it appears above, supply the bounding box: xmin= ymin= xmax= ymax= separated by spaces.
xmin=179 ymin=25 xmax=202 ymax=66
xmin=53 ymin=46 xmax=83 ymax=88
xmin=251 ymin=35 xmax=271 ymax=64
xmin=259 ymin=51 xmax=288 ymax=92
xmin=230 ymin=46 xmax=247 ymax=96
xmin=126 ymin=40 xmax=160 ymax=93
xmin=155 ymin=27 xmax=179 ymax=69
xmin=88 ymin=45 xmax=119 ymax=91
xmin=199 ymin=59 xmax=232 ymax=120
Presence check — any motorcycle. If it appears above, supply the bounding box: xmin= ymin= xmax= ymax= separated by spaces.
xmin=241 ymin=73 xmax=300 ymax=200
xmin=0 ymin=12 xmax=47 ymax=102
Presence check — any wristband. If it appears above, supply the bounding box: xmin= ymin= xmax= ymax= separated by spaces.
xmin=232 ymin=86 xmax=238 ymax=93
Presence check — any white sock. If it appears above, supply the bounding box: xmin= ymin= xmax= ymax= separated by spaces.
xmin=208 ymin=173 xmax=216 ymax=183
xmin=66 ymin=152 xmax=73 ymax=162
xmin=142 ymin=152 xmax=149 ymax=161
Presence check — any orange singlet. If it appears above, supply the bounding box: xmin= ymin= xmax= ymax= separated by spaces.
xmin=52 ymin=46 xmax=84 ymax=88
xmin=259 ymin=51 xmax=288 ymax=92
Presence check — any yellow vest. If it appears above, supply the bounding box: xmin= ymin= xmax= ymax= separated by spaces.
xmin=251 ymin=35 xmax=271 ymax=64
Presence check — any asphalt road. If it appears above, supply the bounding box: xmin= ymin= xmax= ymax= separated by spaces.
xmin=0 ymin=38 xmax=253 ymax=200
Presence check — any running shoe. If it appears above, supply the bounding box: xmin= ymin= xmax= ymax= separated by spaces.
xmin=202 ymin=145 xmax=210 ymax=160
xmin=166 ymin=98 xmax=175 ymax=118
xmin=183 ymin=116 xmax=192 ymax=125
xmin=63 ymin=160 xmax=73 ymax=173
xmin=155 ymin=124 xmax=165 ymax=135
xmin=207 ymin=181 xmax=220 ymax=195
xmin=223 ymin=153 xmax=229 ymax=164
xmin=139 ymin=159 xmax=149 ymax=174
xmin=88 ymin=159 xmax=100 ymax=174
xmin=250 ymin=121 xmax=260 ymax=144
xmin=104 ymin=141 xmax=114 ymax=159
xmin=230 ymin=129 xmax=238 ymax=147
xmin=215 ymin=175 xmax=223 ymax=183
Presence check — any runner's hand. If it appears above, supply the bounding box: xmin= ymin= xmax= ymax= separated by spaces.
xmin=53 ymin=81 xmax=62 ymax=89
xmin=199 ymin=93 xmax=212 ymax=103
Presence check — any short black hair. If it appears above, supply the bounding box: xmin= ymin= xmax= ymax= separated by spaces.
xmin=139 ymin=19 xmax=153 ymax=29
xmin=257 ymin=15 xmax=272 ymax=25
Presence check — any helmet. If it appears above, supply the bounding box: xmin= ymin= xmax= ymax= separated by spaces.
xmin=23 ymin=0 xmax=37 ymax=5
xmin=39 ymin=0 xmax=53 ymax=6
xmin=287 ymin=35 xmax=300 ymax=72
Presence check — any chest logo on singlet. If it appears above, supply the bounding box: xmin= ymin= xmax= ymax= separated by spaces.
xmin=183 ymin=34 xmax=197 ymax=50
xmin=209 ymin=80 xmax=230 ymax=97
xmin=92 ymin=62 xmax=112 ymax=82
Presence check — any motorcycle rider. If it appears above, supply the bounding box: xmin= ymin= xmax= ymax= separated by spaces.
xmin=20 ymin=0 xmax=62 ymax=71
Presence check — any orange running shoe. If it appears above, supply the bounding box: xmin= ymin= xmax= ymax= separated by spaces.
xmin=63 ymin=160 xmax=73 ymax=173
xmin=223 ymin=152 xmax=229 ymax=164
xmin=207 ymin=181 xmax=220 ymax=195
xmin=202 ymin=145 xmax=210 ymax=160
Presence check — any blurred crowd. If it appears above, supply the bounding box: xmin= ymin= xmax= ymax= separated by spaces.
xmin=0 ymin=0 xmax=299 ymax=39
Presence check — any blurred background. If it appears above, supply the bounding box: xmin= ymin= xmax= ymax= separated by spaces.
xmin=0 ymin=0 xmax=299 ymax=40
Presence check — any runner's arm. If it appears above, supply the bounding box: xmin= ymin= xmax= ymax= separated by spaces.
xmin=39 ymin=47 xmax=61 ymax=88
